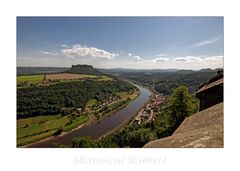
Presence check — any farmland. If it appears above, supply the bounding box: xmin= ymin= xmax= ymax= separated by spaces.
xmin=45 ymin=73 xmax=97 ymax=80
xmin=17 ymin=74 xmax=44 ymax=85
xmin=45 ymin=73 xmax=113 ymax=82
xmin=17 ymin=73 xmax=113 ymax=87
xmin=17 ymin=114 xmax=89 ymax=146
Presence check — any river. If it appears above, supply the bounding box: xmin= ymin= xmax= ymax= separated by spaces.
xmin=27 ymin=84 xmax=152 ymax=148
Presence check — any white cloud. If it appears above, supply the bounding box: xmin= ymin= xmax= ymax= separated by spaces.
xmin=139 ymin=55 xmax=223 ymax=69
xmin=171 ymin=56 xmax=223 ymax=64
xmin=132 ymin=55 xmax=141 ymax=60
xmin=152 ymin=57 xmax=170 ymax=63
xmin=61 ymin=44 xmax=118 ymax=59
xmin=192 ymin=37 xmax=220 ymax=48
xmin=172 ymin=56 xmax=202 ymax=63
xmin=61 ymin=44 xmax=67 ymax=47
xmin=41 ymin=51 xmax=58 ymax=56
xmin=202 ymin=56 xmax=223 ymax=62
xmin=128 ymin=53 xmax=141 ymax=60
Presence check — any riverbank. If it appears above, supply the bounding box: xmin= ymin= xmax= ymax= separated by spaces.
xmin=97 ymin=85 xmax=153 ymax=141
xmin=22 ymin=90 xmax=139 ymax=147
xmin=23 ymin=122 xmax=87 ymax=148
xmin=25 ymin=84 xmax=152 ymax=147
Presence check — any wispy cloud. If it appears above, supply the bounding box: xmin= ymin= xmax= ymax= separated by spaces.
xmin=120 ymin=54 xmax=223 ymax=70
xmin=151 ymin=57 xmax=170 ymax=63
xmin=61 ymin=44 xmax=118 ymax=59
xmin=128 ymin=53 xmax=141 ymax=60
xmin=172 ymin=56 xmax=202 ymax=62
xmin=172 ymin=55 xmax=223 ymax=63
xmin=202 ymin=56 xmax=223 ymax=63
xmin=41 ymin=51 xmax=58 ymax=56
xmin=136 ymin=54 xmax=222 ymax=65
xmin=192 ymin=37 xmax=220 ymax=48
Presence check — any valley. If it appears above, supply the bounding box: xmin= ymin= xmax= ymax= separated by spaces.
xmin=17 ymin=65 xmax=221 ymax=147
xmin=17 ymin=65 xmax=139 ymax=147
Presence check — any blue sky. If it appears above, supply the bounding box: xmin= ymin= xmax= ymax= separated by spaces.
xmin=17 ymin=17 xmax=223 ymax=69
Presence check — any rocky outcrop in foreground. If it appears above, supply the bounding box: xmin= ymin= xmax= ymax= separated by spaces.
xmin=144 ymin=102 xmax=223 ymax=148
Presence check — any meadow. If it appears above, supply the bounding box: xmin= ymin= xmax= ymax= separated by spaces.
xmin=17 ymin=74 xmax=45 ymax=84
xmin=17 ymin=73 xmax=113 ymax=87
xmin=17 ymin=115 xmax=89 ymax=146
xmin=45 ymin=73 xmax=97 ymax=80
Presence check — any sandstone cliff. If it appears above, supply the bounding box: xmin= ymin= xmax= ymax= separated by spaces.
xmin=144 ymin=102 xmax=223 ymax=148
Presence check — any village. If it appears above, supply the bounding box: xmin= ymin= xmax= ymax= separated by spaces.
xmin=134 ymin=93 xmax=167 ymax=124
xmin=70 ymin=90 xmax=137 ymax=119
xmin=70 ymin=95 xmax=120 ymax=118
xmin=65 ymin=88 xmax=166 ymax=125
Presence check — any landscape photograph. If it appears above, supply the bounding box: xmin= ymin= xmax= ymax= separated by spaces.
xmin=17 ymin=16 xmax=223 ymax=148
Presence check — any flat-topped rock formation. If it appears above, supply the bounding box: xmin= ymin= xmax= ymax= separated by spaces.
xmin=65 ymin=64 xmax=104 ymax=75
xmin=144 ymin=102 xmax=223 ymax=148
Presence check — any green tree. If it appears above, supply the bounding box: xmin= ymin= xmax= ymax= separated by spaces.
xmin=97 ymin=136 xmax=118 ymax=148
xmin=126 ymin=128 xmax=157 ymax=147
xmin=167 ymin=85 xmax=198 ymax=127
xmin=72 ymin=136 xmax=98 ymax=148
xmin=54 ymin=127 xmax=63 ymax=135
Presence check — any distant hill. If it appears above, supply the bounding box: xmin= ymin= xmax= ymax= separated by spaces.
xmin=17 ymin=67 xmax=69 ymax=76
xmin=99 ymin=68 xmax=224 ymax=76
xmin=199 ymin=68 xmax=215 ymax=72
xmin=65 ymin=64 xmax=104 ymax=75
xmin=99 ymin=68 xmax=178 ymax=75
xmin=176 ymin=69 xmax=194 ymax=74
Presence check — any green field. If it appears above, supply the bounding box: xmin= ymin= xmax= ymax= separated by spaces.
xmin=17 ymin=130 xmax=56 ymax=147
xmin=86 ymin=99 xmax=97 ymax=107
xmin=17 ymin=74 xmax=112 ymax=87
xmin=17 ymin=116 xmax=69 ymax=139
xmin=116 ymin=92 xmax=130 ymax=99
xmin=17 ymin=115 xmax=61 ymax=128
xmin=78 ymin=74 xmax=97 ymax=78
xmin=96 ymin=75 xmax=113 ymax=81
xmin=17 ymin=75 xmax=44 ymax=84
xmin=17 ymin=115 xmax=89 ymax=146
xmin=63 ymin=116 xmax=90 ymax=132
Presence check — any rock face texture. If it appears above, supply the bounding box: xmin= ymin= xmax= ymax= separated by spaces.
xmin=196 ymin=70 xmax=223 ymax=111
xmin=144 ymin=102 xmax=223 ymax=148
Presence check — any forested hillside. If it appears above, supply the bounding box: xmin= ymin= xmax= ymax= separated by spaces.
xmin=107 ymin=69 xmax=220 ymax=95
xmin=17 ymin=79 xmax=135 ymax=119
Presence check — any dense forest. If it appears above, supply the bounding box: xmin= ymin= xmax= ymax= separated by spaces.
xmin=17 ymin=79 xmax=135 ymax=119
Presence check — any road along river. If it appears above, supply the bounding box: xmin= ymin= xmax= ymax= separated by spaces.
xmin=27 ymin=84 xmax=152 ymax=147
